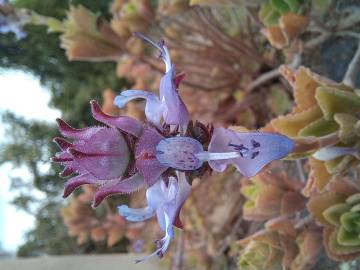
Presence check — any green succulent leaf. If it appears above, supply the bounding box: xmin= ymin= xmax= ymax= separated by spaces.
xmin=268 ymin=87 xmax=292 ymax=116
xmin=123 ymin=2 xmax=137 ymax=15
xmin=239 ymin=240 xmax=282 ymax=270
xmin=337 ymin=225 xmax=360 ymax=246
xmin=298 ymin=117 xmax=339 ymax=137
xmin=350 ymin=204 xmax=360 ymax=212
xmin=323 ymin=203 xmax=351 ymax=226
xmin=325 ymin=155 xmax=354 ymax=174
xmin=315 ymin=87 xmax=360 ymax=121
xmin=346 ymin=194 xmax=360 ymax=206
xmin=243 ymin=200 xmax=256 ymax=210
xmin=271 ymin=0 xmax=291 ymax=14
xmin=334 ymin=113 xmax=358 ymax=144
xmin=329 ymin=229 xmax=360 ymax=255
xmin=284 ymin=0 xmax=301 ymax=12
xmin=340 ymin=211 xmax=360 ymax=232
xmin=260 ymin=2 xmax=281 ymax=25
xmin=242 ymin=183 xmax=261 ymax=200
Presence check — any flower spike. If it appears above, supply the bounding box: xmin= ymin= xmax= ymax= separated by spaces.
xmin=53 ymin=33 xmax=300 ymax=263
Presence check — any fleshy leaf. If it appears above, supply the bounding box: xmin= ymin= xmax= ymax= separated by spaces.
xmin=346 ymin=193 xmax=360 ymax=205
xmin=271 ymin=0 xmax=291 ymax=14
xmin=337 ymin=226 xmax=360 ymax=246
xmin=325 ymin=155 xmax=354 ymax=174
xmin=271 ymin=106 xmax=323 ymax=137
xmin=315 ymin=86 xmax=360 ymax=120
xmin=308 ymin=157 xmax=332 ymax=191
xmin=324 ymin=227 xmax=360 ymax=261
xmin=293 ymin=67 xmax=322 ymax=112
xmin=298 ymin=117 xmax=338 ymax=137
xmin=334 ymin=113 xmax=358 ymax=144
xmin=308 ymin=193 xmax=345 ymax=225
xmin=323 ymin=203 xmax=351 ymax=226
xmin=262 ymin=26 xmax=288 ymax=49
xmin=61 ymin=6 xmax=123 ymax=61
xmin=259 ymin=2 xmax=281 ymax=26
xmin=279 ymin=12 xmax=309 ymax=39
xmin=340 ymin=211 xmax=360 ymax=232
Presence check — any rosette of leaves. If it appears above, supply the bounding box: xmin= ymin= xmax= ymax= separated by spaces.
xmin=59 ymin=5 xmax=127 ymax=61
xmin=158 ymin=0 xmax=190 ymax=15
xmin=308 ymin=181 xmax=360 ymax=261
xmin=238 ymin=218 xmax=298 ymax=270
xmin=271 ymin=67 xmax=360 ymax=190
xmin=241 ymin=170 xmax=306 ymax=221
xmin=260 ymin=0 xmax=304 ymax=26
xmin=260 ymin=0 xmax=309 ymax=49
xmin=110 ymin=0 xmax=154 ymax=38
xmin=189 ymin=0 xmax=243 ymax=6
xmin=60 ymin=186 xmax=128 ymax=247
xmin=238 ymin=216 xmax=323 ymax=270
xmin=290 ymin=227 xmax=323 ymax=270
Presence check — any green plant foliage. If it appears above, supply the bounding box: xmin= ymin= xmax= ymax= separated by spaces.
xmin=268 ymin=86 xmax=292 ymax=116
xmin=0 ymin=0 xmax=131 ymax=257
xmin=259 ymin=0 xmax=304 ymax=26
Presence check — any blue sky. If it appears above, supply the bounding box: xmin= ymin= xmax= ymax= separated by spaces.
xmin=0 ymin=69 xmax=61 ymax=252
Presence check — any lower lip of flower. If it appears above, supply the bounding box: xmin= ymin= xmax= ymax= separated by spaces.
xmin=155 ymin=136 xmax=244 ymax=171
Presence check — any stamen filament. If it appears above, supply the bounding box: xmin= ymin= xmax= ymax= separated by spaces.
xmin=195 ymin=151 xmax=241 ymax=161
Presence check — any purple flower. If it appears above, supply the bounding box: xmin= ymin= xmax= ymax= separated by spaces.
xmin=119 ymin=171 xmax=191 ymax=262
xmin=206 ymin=127 xmax=295 ymax=176
xmin=134 ymin=127 xmax=168 ymax=186
xmin=155 ymin=127 xmax=294 ymax=177
xmin=114 ymin=33 xmax=189 ymax=127
xmin=52 ymin=34 xmax=296 ymax=262
xmin=52 ymin=100 xmax=146 ymax=207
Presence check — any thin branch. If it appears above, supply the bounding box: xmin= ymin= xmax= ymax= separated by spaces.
xmin=171 ymin=230 xmax=185 ymax=270
xmin=245 ymin=68 xmax=281 ymax=93
xmin=338 ymin=10 xmax=360 ymax=30
xmin=296 ymin=159 xmax=306 ymax=183
xmin=245 ymin=53 xmax=301 ymax=93
xmin=219 ymin=93 xmax=260 ymax=121
xmin=343 ymin=41 xmax=360 ymax=88
xmin=216 ymin=215 xmax=243 ymax=257
xmin=336 ymin=31 xmax=360 ymax=39
xmin=305 ymin=33 xmax=331 ymax=49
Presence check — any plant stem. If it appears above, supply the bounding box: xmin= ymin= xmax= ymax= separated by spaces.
xmin=343 ymin=41 xmax=360 ymax=88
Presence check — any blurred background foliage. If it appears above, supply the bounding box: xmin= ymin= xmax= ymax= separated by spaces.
xmin=0 ymin=0 xmax=132 ymax=257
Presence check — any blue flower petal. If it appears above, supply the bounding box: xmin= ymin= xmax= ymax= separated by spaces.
xmin=114 ymin=90 xmax=163 ymax=125
xmin=208 ymin=128 xmax=294 ymax=177
xmin=156 ymin=137 xmax=204 ymax=170
xmin=118 ymin=205 xmax=155 ymax=222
